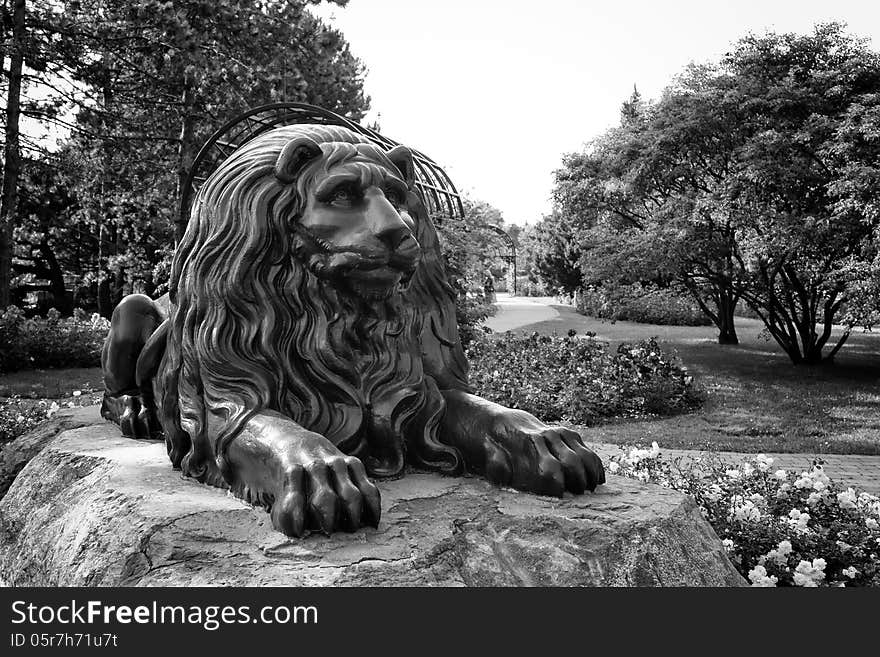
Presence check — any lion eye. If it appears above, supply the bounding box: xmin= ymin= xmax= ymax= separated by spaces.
xmin=384 ymin=188 xmax=404 ymax=207
xmin=330 ymin=186 xmax=358 ymax=205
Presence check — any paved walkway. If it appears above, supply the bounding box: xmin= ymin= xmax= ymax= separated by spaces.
xmin=484 ymin=295 xmax=880 ymax=496
xmin=586 ymin=442 xmax=880 ymax=495
xmin=484 ymin=293 xmax=560 ymax=332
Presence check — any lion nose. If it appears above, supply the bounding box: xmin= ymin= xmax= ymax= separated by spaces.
xmin=368 ymin=197 xmax=413 ymax=250
xmin=376 ymin=223 xmax=411 ymax=251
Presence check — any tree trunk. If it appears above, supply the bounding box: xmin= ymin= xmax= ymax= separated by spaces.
xmin=174 ymin=73 xmax=197 ymax=243
xmin=38 ymin=240 xmax=73 ymax=315
xmin=0 ymin=0 xmax=26 ymax=308
xmin=716 ymin=291 xmax=739 ymax=345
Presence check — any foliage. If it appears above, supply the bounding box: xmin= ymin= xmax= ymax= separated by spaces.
xmin=435 ymin=197 xmax=509 ymax=347
xmin=515 ymin=275 xmax=550 ymax=297
xmin=466 ymin=332 xmax=702 ymax=425
xmin=575 ymin=283 xmax=711 ymax=326
xmin=455 ymin=291 xmax=495 ymax=349
xmin=3 ymin=0 xmax=369 ymax=316
xmin=609 ymin=446 xmax=880 ymax=586
xmin=553 ymin=24 xmax=880 ymax=361
xmin=0 ymin=391 xmax=103 ymax=444
xmin=526 ymin=210 xmax=588 ymax=296
xmin=0 ymin=306 xmax=109 ymax=373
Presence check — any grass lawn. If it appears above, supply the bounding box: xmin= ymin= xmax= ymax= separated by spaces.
xmin=0 ymin=366 xmax=104 ymax=398
xmin=514 ymin=304 xmax=880 ymax=455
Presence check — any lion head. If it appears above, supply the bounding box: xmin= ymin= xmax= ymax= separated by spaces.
xmin=157 ymin=125 xmax=465 ymax=487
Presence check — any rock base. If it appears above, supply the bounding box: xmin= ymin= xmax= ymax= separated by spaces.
xmin=0 ymin=407 xmax=745 ymax=586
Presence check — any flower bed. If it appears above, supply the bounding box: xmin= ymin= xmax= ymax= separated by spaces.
xmin=467 ymin=331 xmax=702 ymax=425
xmin=608 ymin=445 xmax=880 ymax=586
xmin=0 ymin=391 xmax=103 ymax=444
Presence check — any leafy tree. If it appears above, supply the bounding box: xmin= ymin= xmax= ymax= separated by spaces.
xmin=527 ymin=210 xmax=588 ymax=296
xmin=3 ymin=0 xmax=369 ymax=314
xmin=554 ymin=24 xmax=880 ymax=362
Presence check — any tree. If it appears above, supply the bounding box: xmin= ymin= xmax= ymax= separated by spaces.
xmin=554 ymin=24 xmax=880 ymax=362
xmin=2 ymin=0 xmax=369 ymax=314
xmin=527 ymin=210 xmax=589 ymax=296
xmin=1 ymin=0 xmax=26 ymax=308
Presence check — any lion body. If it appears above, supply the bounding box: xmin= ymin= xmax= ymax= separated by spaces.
xmin=148 ymin=125 xmax=469 ymax=487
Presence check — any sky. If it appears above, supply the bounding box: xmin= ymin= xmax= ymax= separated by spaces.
xmin=312 ymin=0 xmax=880 ymax=226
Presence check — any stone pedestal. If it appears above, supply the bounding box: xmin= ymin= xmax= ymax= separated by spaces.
xmin=0 ymin=408 xmax=745 ymax=586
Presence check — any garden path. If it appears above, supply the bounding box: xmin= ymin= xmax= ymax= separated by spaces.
xmin=586 ymin=443 xmax=880 ymax=495
xmin=484 ymin=293 xmax=559 ymax=332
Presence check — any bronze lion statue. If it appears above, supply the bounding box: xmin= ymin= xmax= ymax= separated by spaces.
xmin=100 ymin=124 xmax=605 ymax=537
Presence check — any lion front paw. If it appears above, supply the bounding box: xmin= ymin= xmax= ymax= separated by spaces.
xmin=268 ymin=455 xmax=382 ymax=538
xmin=476 ymin=411 xmax=606 ymax=497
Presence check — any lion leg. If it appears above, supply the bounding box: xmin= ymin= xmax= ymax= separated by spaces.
xmin=221 ymin=412 xmax=381 ymax=537
xmin=101 ymin=293 xmax=165 ymax=439
xmin=438 ymin=389 xmax=605 ymax=496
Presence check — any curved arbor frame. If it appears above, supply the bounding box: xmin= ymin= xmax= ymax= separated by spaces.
xmin=178 ymin=102 xmax=465 ymax=240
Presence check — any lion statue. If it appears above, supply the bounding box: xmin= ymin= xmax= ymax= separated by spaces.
xmin=100 ymin=124 xmax=605 ymax=537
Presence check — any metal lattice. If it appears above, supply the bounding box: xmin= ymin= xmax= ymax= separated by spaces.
xmin=179 ymin=102 xmax=465 ymax=239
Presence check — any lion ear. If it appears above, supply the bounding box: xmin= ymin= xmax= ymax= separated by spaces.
xmin=386 ymin=145 xmax=415 ymax=188
xmin=275 ymin=136 xmax=323 ymax=183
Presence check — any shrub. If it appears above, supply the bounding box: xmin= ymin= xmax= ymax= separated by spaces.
xmin=608 ymin=446 xmax=880 ymax=587
xmin=0 ymin=306 xmax=110 ymax=373
xmin=455 ymin=291 xmax=496 ymax=349
xmin=466 ymin=331 xmax=702 ymax=425
xmin=576 ymin=283 xmax=711 ymax=326
xmin=515 ymin=276 xmax=550 ymax=297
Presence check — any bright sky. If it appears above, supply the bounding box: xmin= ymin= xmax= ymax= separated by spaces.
xmin=313 ymin=0 xmax=879 ymax=226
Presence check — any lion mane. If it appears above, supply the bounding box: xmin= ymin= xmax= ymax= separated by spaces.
xmin=155 ymin=125 xmax=470 ymax=489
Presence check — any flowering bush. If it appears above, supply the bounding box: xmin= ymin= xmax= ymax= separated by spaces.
xmin=608 ymin=445 xmax=880 ymax=587
xmin=467 ymin=331 xmax=702 ymax=425
xmin=0 ymin=306 xmax=110 ymax=373
xmin=0 ymin=389 xmax=102 ymax=443
xmin=575 ymin=283 xmax=711 ymax=326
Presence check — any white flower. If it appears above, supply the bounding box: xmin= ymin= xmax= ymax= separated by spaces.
xmin=722 ymin=539 xmax=735 ymax=551
xmin=787 ymin=509 xmax=811 ymax=532
xmin=857 ymin=492 xmax=880 ymax=517
xmin=741 ymin=462 xmax=755 ymax=477
xmin=607 ymin=461 xmax=620 ymax=473
xmin=15 ymin=414 xmax=25 ymax=423
xmin=749 ymin=493 xmax=766 ymax=506
xmin=748 ymin=565 xmax=778 ymax=587
xmin=866 ymin=518 xmax=878 ymax=530
xmin=725 ymin=469 xmax=742 ymax=479
xmin=762 ymin=540 xmax=793 ymax=566
xmin=837 ymin=488 xmax=858 ymax=511
xmin=730 ymin=499 xmax=761 ymax=522
xmin=755 ymin=454 xmax=774 ymax=471
xmin=793 ymin=558 xmax=826 ymax=587
xmin=807 ymin=491 xmax=824 ymax=507
xmin=773 ymin=469 xmax=788 ymax=480
xmin=46 ymin=401 xmax=60 ymax=418
xmin=72 ymin=390 xmax=82 ymax=397
xmin=775 ymin=483 xmax=791 ymax=499
xmin=842 ymin=566 xmax=858 ymax=579
xmin=649 ymin=441 xmax=660 ymax=458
